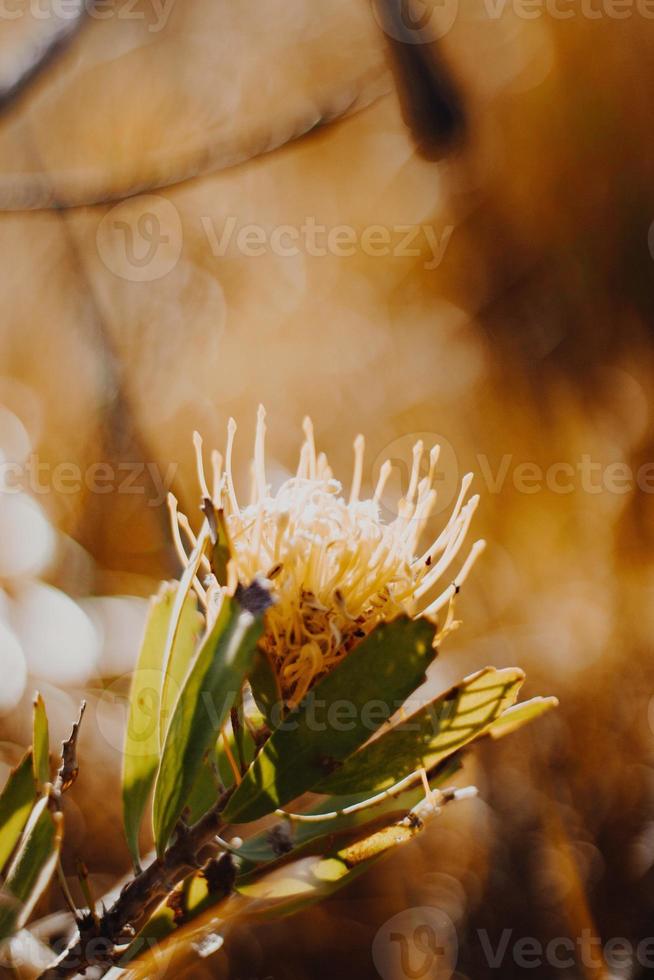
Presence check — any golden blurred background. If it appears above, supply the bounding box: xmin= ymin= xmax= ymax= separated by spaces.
xmin=2 ymin=0 xmax=654 ymax=976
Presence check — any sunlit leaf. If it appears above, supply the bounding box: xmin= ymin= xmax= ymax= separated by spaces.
xmin=0 ymin=752 xmax=36 ymax=875
xmin=217 ymin=726 xmax=256 ymax=791
xmin=222 ymin=617 xmax=437 ymax=824
xmin=122 ymin=584 xmax=203 ymax=869
xmin=158 ymin=523 xmax=211 ymax=746
xmin=152 ymin=597 xmax=265 ymax=855
xmin=236 ymin=809 xmax=424 ymax=914
xmin=119 ymin=803 xmax=431 ymax=977
xmin=207 ymin=507 xmax=231 ymax=586
xmin=233 ymin=756 xmax=462 ymax=880
xmin=32 ymin=694 xmax=50 ymax=790
xmin=484 ymin=696 xmax=559 ymax=739
xmin=317 ymin=666 xmax=526 ymax=796
xmin=0 ymin=793 xmax=63 ymax=941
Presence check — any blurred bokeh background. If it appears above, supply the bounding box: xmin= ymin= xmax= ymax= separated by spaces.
xmin=1 ymin=0 xmax=654 ymax=976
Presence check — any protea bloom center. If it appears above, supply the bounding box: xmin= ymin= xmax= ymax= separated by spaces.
xmin=171 ymin=408 xmax=485 ymax=706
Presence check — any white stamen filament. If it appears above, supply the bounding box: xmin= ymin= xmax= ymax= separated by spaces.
xmin=349 ymin=434 xmax=365 ymax=505
xmin=225 ymin=418 xmax=239 ymax=515
xmin=167 ymin=494 xmax=207 ymax=607
xmin=255 ymin=404 xmax=267 ymax=501
xmin=176 ymin=413 xmax=483 ymax=703
xmin=193 ymin=430 xmax=211 ymax=501
xmin=405 ymin=440 xmax=423 ymax=505
xmin=373 ymin=459 xmax=392 ymax=504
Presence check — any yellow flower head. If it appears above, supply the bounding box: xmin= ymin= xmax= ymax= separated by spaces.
xmin=171 ymin=408 xmax=484 ymax=706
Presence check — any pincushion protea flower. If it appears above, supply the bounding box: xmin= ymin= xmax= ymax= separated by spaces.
xmin=14 ymin=412 xmax=555 ymax=980
xmin=170 ymin=406 xmax=485 ymax=706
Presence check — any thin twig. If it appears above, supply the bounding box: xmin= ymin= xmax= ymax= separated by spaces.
xmin=38 ymin=786 xmax=234 ymax=979
xmin=55 ymin=861 xmax=79 ymax=921
xmin=54 ymin=702 xmax=86 ymax=796
xmin=76 ymin=860 xmax=98 ymax=929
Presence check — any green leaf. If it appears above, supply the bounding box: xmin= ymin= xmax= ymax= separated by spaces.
xmin=316 ymin=666 xmax=526 ymax=796
xmin=185 ymin=728 xmax=261 ymax=826
xmin=222 ymin=616 xmax=437 ymax=824
xmin=32 ymin=694 xmax=50 ymax=790
xmin=185 ymin=755 xmax=222 ymax=827
xmin=248 ymin=651 xmax=281 ymax=729
xmin=484 ymin=696 xmax=559 ymax=739
xmin=208 ymin=508 xmax=231 ymax=586
xmin=182 ymin=722 xmax=260 ymax=829
xmin=122 ymin=584 xmax=203 ymax=869
xmin=0 ymin=793 xmax=63 ymax=941
xmin=216 ymin=727 xmax=256 ymax=791
xmin=0 ymin=752 xmax=37 ymax=875
xmin=119 ymin=796 xmax=436 ymax=975
xmin=235 ymin=808 xmax=426 ymax=916
xmin=152 ymin=597 xmax=265 ymax=855
xmin=158 ymin=523 xmax=211 ymax=746
xmin=233 ymin=756 xmax=462 ymax=880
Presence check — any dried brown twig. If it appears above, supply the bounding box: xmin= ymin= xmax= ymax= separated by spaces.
xmin=38 ymin=787 xmax=234 ymax=979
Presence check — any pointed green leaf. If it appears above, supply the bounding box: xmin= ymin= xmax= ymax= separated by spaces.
xmin=484 ymin=696 xmax=559 ymax=739
xmin=159 ymin=593 xmax=205 ymax=745
xmin=0 ymin=752 xmax=37 ymax=875
xmin=185 ymin=757 xmax=222 ymax=827
xmin=222 ymin=616 xmax=437 ymax=824
xmin=122 ymin=584 xmax=203 ymax=868
xmin=216 ymin=727 xmax=256 ymax=791
xmin=233 ymin=756 xmax=462 ymax=880
xmin=158 ymin=524 xmax=211 ymax=746
xmin=185 ymin=728 xmax=259 ymax=827
xmin=152 ymin=597 xmax=265 ymax=855
xmin=235 ymin=808 xmax=427 ymax=916
xmin=0 ymin=793 xmax=63 ymax=941
xmin=248 ymin=651 xmax=281 ymax=729
xmin=208 ymin=508 xmax=231 ymax=586
xmin=119 ymin=794 xmax=438 ymax=974
xmin=32 ymin=695 xmax=50 ymax=790
xmin=316 ymin=666 xmax=526 ymax=796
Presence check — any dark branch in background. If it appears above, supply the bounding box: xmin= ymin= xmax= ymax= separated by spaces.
xmin=374 ymin=0 xmax=466 ymax=159
xmin=39 ymin=787 xmax=236 ymax=980
xmin=0 ymin=0 xmax=91 ymax=115
xmin=54 ymin=701 xmax=86 ymax=796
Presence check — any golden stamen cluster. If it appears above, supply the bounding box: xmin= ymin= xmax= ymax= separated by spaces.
xmin=170 ymin=408 xmax=484 ymax=706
